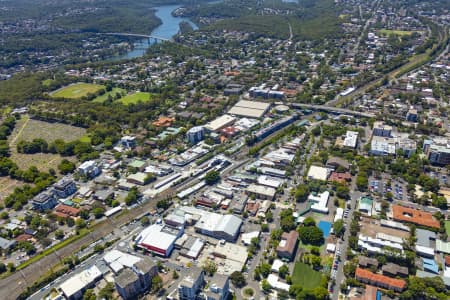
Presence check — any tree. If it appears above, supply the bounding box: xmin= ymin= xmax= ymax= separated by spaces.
xmin=58 ymin=159 xmax=76 ymax=174
xmin=98 ymin=282 xmax=114 ymax=300
xmin=92 ymin=207 xmax=105 ymax=219
xmin=172 ymin=270 xmax=179 ymax=279
xmin=83 ymin=289 xmax=96 ymax=300
xmin=202 ymin=259 xmax=217 ymax=276
xmin=125 ymin=187 xmax=140 ymax=206
xmin=280 ymin=208 xmax=296 ymax=232
xmin=54 ymin=229 xmax=64 ymax=240
xmin=298 ymin=226 xmax=324 ymax=246
xmin=7 ymin=262 xmax=15 ymax=272
xmin=151 ymin=275 xmax=163 ymax=293
xmin=333 ymin=219 xmax=345 ymax=237
xmin=259 ymin=262 xmax=271 ymax=278
xmin=140 ymin=216 xmax=150 ymax=226
xmin=205 ymin=170 xmax=220 ymax=185
xmin=294 ymin=185 xmax=310 ymax=202
xmin=230 ymin=271 xmax=246 ymax=287
xmin=261 ymin=279 xmax=271 ymax=293
xmin=0 ymin=263 xmax=6 ymax=273
xmin=278 ymin=264 xmax=289 ymax=279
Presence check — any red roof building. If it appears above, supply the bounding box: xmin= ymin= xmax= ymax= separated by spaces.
xmin=355 ymin=268 xmax=406 ymax=292
xmin=54 ymin=204 xmax=80 ymax=218
xmin=329 ymin=172 xmax=352 ymax=184
xmin=392 ymin=205 xmax=440 ymax=229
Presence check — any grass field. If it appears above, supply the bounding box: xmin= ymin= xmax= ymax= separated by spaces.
xmin=378 ymin=29 xmax=416 ymax=36
xmin=50 ymin=83 xmax=104 ymax=99
xmin=92 ymin=88 xmax=127 ymax=103
xmin=7 ymin=117 xmax=85 ymax=172
xmin=292 ymin=262 xmax=322 ymax=289
xmin=445 ymin=221 xmax=450 ymax=236
xmin=118 ymin=92 xmax=153 ymax=105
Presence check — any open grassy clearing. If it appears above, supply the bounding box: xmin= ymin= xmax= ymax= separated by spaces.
xmin=7 ymin=117 xmax=84 ymax=172
xmin=378 ymin=29 xmax=417 ymax=36
xmin=50 ymin=83 xmax=104 ymax=99
xmin=445 ymin=221 xmax=450 ymax=236
xmin=92 ymin=87 xmax=127 ymax=103
xmin=9 ymin=117 xmax=86 ymax=143
xmin=291 ymin=262 xmax=322 ymax=289
xmin=118 ymin=92 xmax=153 ymax=105
xmin=0 ymin=177 xmax=26 ymax=204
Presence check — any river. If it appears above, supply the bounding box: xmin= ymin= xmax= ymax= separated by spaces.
xmin=114 ymin=4 xmax=198 ymax=60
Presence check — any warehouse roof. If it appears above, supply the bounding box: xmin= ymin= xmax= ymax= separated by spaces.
xmin=135 ymin=224 xmax=178 ymax=252
xmin=204 ymin=115 xmax=236 ymax=132
xmin=228 ymin=100 xmax=271 ymax=118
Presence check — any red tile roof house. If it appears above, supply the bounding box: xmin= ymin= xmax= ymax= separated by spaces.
xmin=355 ymin=268 xmax=406 ymax=292
xmin=329 ymin=172 xmax=352 ymax=184
xmin=392 ymin=205 xmax=440 ymax=229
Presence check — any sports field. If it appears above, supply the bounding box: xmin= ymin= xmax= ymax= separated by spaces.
xmin=378 ymin=29 xmax=416 ymax=36
xmin=291 ymin=262 xmax=322 ymax=289
xmin=118 ymin=92 xmax=153 ymax=105
xmin=50 ymin=83 xmax=104 ymax=99
xmin=92 ymin=88 xmax=127 ymax=103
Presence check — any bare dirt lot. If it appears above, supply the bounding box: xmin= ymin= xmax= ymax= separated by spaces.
xmin=360 ymin=216 xmax=410 ymax=239
xmin=0 ymin=177 xmax=26 ymax=204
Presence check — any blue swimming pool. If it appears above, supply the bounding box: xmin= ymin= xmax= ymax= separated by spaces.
xmin=318 ymin=220 xmax=332 ymax=238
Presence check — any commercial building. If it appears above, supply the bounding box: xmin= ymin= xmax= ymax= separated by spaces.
xmin=425 ymin=141 xmax=450 ymax=165
xmin=392 ymin=205 xmax=440 ymax=229
xmin=276 ymin=230 xmax=299 ymax=261
xmin=307 ymin=165 xmax=329 ymax=181
xmin=195 ymin=213 xmax=242 ymax=242
xmin=135 ymin=224 xmax=180 ymax=257
xmin=204 ymin=115 xmax=236 ymax=132
xmin=309 ymin=191 xmax=330 ymax=214
xmin=114 ymin=257 xmax=158 ymax=300
xmin=31 ymin=191 xmax=58 ymax=211
xmin=246 ymin=184 xmax=276 ymax=200
xmin=254 ymin=114 xmax=298 ymax=141
xmin=53 ymin=177 xmax=77 ymax=198
xmin=213 ymin=242 xmax=248 ymax=275
xmin=355 ymin=268 xmax=406 ymax=292
xmin=59 ymin=265 xmax=102 ymax=300
xmin=372 ymin=121 xmax=392 ymax=137
xmin=358 ymin=196 xmax=373 ymax=216
xmin=205 ymin=274 xmax=230 ymax=300
xmin=186 ymin=126 xmax=205 ymax=144
xmin=178 ymin=267 xmax=204 ymax=300
xmin=370 ymin=136 xmax=396 ymax=156
xmin=228 ymin=100 xmax=271 ymax=118
xmin=357 ymin=234 xmax=403 ymax=255
xmin=342 ymin=131 xmax=359 ymax=148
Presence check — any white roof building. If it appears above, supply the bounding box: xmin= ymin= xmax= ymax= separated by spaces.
xmin=308 ymin=191 xmax=330 ymax=214
xmin=267 ymin=274 xmax=290 ymax=291
xmin=241 ymin=231 xmax=261 ymax=246
xmin=334 ymin=208 xmax=344 ymax=222
xmin=228 ymin=100 xmax=271 ymax=118
xmin=257 ymin=175 xmax=283 ymax=189
xmin=135 ymin=224 xmax=179 ymax=257
xmin=343 ymin=131 xmax=359 ymax=148
xmin=204 ymin=115 xmax=236 ymax=132
xmin=307 ymin=165 xmax=329 ymax=181
xmin=59 ymin=265 xmax=102 ymax=299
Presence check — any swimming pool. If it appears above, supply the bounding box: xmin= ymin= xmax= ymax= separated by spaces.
xmin=318 ymin=220 xmax=332 ymax=238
